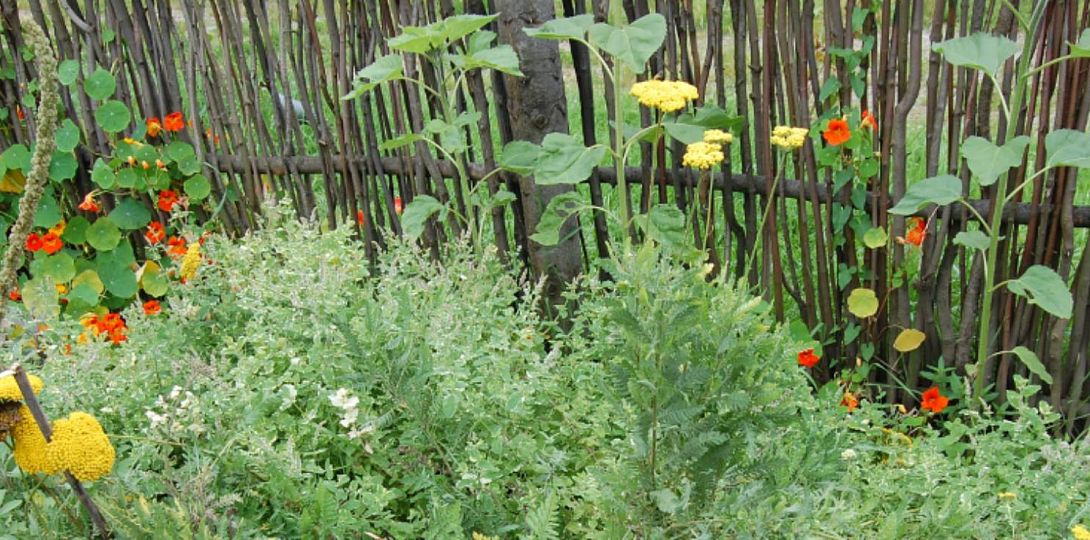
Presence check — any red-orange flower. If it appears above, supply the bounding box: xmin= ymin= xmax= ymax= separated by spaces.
xmin=79 ymin=193 xmax=101 ymax=213
xmin=167 ymin=236 xmax=187 ymax=257
xmin=920 ymin=386 xmax=949 ymax=413
xmin=41 ymin=233 xmax=63 ymax=255
xmin=143 ymin=299 xmax=161 ymax=316
xmin=797 ymin=348 xmax=820 ymax=368
xmin=146 ymin=117 xmax=162 ymax=138
xmin=903 ymin=217 xmax=927 ymax=247
xmin=862 ymin=110 xmax=877 ymax=132
xmin=205 ymin=128 xmax=221 ymax=146
xmin=25 ymin=232 xmax=43 ymax=252
xmin=394 ymin=196 xmax=404 ymax=216
xmin=822 ymin=118 xmax=852 ymax=146
xmin=145 ymin=221 xmax=166 ymax=245
xmin=163 ymin=112 xmax=184 ymax=132
xmin=15 ymin=105 xmax=26 ymax=122
xmin=158 ymin=190 xmax=180 ymax=212
xmin=8 ymin=288 xmax=20 ymax=301
xmin=841 ymin=392 xmax=859 ymax=412
xmin=356 ymin=210 xmax=366 ymax=226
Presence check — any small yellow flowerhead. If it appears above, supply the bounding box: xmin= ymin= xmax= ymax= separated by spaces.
xmin=997 ymin=491 xmax=1016 ymax=501
xmin=46 ymin=411 xmax=116 ymax=482
xmin=770 ymin=125 xmax=809 ymax=151
xmin=12 ymin=405 xmax=59 ymax=475
xmin=1073 ymin=524 xmax=1090 ymax=540
xmin=630 ymin=80 xmax=700 ymax=113
xmin=703 ymin=129 xmax=733 ymax=145
xmin=0 ymin=373 xmax=43 ymax=402
xmin=682 ymin=142 xmax=725 ymax=170
xmin=179 ymin=243 xmax=201 ymax=282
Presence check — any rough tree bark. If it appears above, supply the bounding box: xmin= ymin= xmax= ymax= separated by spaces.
xmin=495 ymin=0 xmax=584 ymax=311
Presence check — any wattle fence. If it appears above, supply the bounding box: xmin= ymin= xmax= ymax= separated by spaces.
xmin=2 ymin=1 xmax=1090 ymax=430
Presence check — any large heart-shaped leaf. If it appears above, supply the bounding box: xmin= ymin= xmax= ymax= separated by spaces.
xmin=1070 ymin=28 xmax=1090 ymax=58
xmin=588 ymin=14 xmax=666 ymax=74
xmin=523 ymin=14 xmax=594 ymax=41
xmin=932 ymin=33 xmax=1020 ymax=75
xmin=343 ymin=54 xmax=404 ymax=100
xmin=893 ymin=328 xmax=926 ymax=353
xmin=960 ymin=135 xmax=1029 ymax=186
xmin=1006 ymin=265 xmax=1073 ymax=319
xmin=1044 ymin=129 xmax=1090 ymax=169
xmin=400 ymin=195 xmax=445 ymax=240
xmin=953 ymin=230 xmax=990 ymax=251
xmin=1009 ymin=346 xmax=1053 ymax=385
xmin=454 ymin=45 xmax=523 ymax=76
xmin=498 ymin=141 xmax=540 ymax=175
xmin=529 ymin=192 xmax=583 ymax=246
xmin=533 ymin=133 xmax=606 ymax=185
xmin=889 ymin=175 xmax=962 ymax=215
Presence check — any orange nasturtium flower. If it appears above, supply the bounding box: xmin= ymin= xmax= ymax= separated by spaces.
xmin=9 ymin=288 xmax=20 ymax=301
xmin=356 ymin=210 xmax=366 ymax=226
xmin=394 ymin=196 xmax=404 ymax=216
xmin=143 ymin=299 xmax=161 ymax=316
xmin=920 ymin=386 xmax=949 ymax=413
xmin=861 ymin=110 xmax=878 ymax=132
xmin=15 ymin=105 xmax=26 ymax=122
xmin=145 ymin=221 xmax=166 ymax=245
xmin=41 ymin=233 xmax=63 ymax=255
xmin=157 ymin=190 xmax=180 ymax=212
xmin=822 ymin=118 xmax=852 ymax=146
xmin=146 ymin=117 xmax=162 ymax=138
xmin=167 ymin=236 xmax=188 ymax=257
xmin=841 ymin=392 xmax=859 ymax=412
xmin=797 ymin=348 xmax=820 ymax=368
xmin=163 ymin=112 xmax=185 ymax=132
xmin=79 ymin=193 xmax=101 ymax=213
xmin=48 ymin=221 xmax=66 ymax=237
xmin=25 ymin=232 xmax=43 ymax=252
xmin=901 ymin=217 xmax=927 ymax=247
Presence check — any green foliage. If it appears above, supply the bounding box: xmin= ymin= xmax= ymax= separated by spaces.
xmin=888 ymin=174 xmax=963 ymax=215
xmin=1005 ymin=265 xmax=1073 ymax=319
xmin=932 ymin=33 xmax=1021 ymax=76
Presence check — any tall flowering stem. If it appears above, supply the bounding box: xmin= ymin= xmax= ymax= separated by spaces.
xmin=0 ymin=20 xmax=60 ymax=327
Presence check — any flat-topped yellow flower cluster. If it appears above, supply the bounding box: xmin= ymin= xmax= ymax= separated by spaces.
xmin=630 ymin=80 xmax=700 ymax=113
xmin=1 ymin=373 xmax=115 ymax=482
xmin=682 ymin=130 xmax=735 ymax=170
xmin=771 ymin=125 xmax=809 ymax=150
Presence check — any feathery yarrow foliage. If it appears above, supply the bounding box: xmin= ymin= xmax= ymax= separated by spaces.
xmin=629 ymin=80 xmax=699 ymax=113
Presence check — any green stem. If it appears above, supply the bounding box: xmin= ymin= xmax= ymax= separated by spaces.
xmin=612 ymin=62 xmax=632 ymax=241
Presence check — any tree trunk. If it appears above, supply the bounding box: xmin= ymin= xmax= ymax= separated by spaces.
xmin=496 ymin=0 xmax=585 ymax=311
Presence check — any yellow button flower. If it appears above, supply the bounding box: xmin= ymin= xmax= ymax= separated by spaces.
xmin=682 ymin=142 xmax=725 ymax=170
xmin=770 ymin=125 xmax=809 ymax=151
xmin=0 ymin=373 xmax=43 ymax=402
xmin=46 ymin=411 xmax=116 ymax=482
xmin=180 ymin=243 xmax=201 ymax=282
xmin=1073 ymin=524 xmax=1090 ymax=540
xmin=630 ymin=80 xmax=699 ymax=113
xmin=12 ymin=405 xmax=59 ymax=475
xmin=703 ymin=129 xmax=733 ymax=145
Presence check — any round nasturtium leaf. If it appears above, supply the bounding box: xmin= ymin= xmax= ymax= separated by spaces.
xmin=86 ymin=217 xmax=122 ymax=251
xmin=893 ymin=328 xmax=926 ymax=353
xmin=863 ymin=227 xmax=887 ymax=249
xmin=108 ymin=198 xmax=152 ymax=230
xmin=96 ymin=257 xmax=137 ymax=299
xmin=66 ymin=283 xmax=101 ymax=310
xmin=184 ymin=175 xmax=212 ymax=201
xmin=38 ymin=253 xmax=76 ymax=283
xmin=139 ymin=261 xmax=169 ymax=298
xmin=91 ymin=158 xmax=116 ymax=189
xmin=33 ymin=195 xmax=63 ymax=228
xmin=58 ymin=60 xmax=80 ymax=86
xmin=95 ymin=101 xmax=131 ymax=133
xmin=62 ymin=216 xmax=90 ymax=245
xmin=21 ymin=277 xmax=60 ymax=319
xmin=55 ymin=119 xmax=81 ymax=152
xmin=72 ymin=269 xmax=105 ymax=294
xmin=48 ymin=151 xmax=78 ymax=182
xmin=847 ymin=288 xmax=879 ymax=319
xmin=116 ymin=167 xmax=139 ymax=189
xmin=83 ymin=67 xmax=116 ymax=100
xmin=2 ymin=144 xmax=31 ymax=171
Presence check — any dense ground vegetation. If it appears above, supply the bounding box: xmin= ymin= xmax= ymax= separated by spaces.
xmin=2 ymin=207 xmax=1090 ymax=538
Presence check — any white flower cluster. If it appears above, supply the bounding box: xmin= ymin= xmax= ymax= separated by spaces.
xmin=145 ymin=385 xmax=206 ymax=436
xmin=329 ymin=388 xmax=374 ymax=452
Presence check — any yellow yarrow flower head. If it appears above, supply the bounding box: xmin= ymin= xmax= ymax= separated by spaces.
xmin=12 ymin=405 xmax=59 ymax=475
xmin=1073 ymin=525 xmax=1090 ymax=540
xmin=703 ymin=129 xmax=733 ymax=145
xmin=0 ymin=373 xmax=43 ymax=402
xmin=770 ymin=125 xmax=809 ymax=151
xmin=682 ymin=142 xmax=725 ymax=170
xmin=630 ymin=80 xmax=699 ymax=113
xmin=179 ymin=243 xmax=201 ymax=282
xmin=997 ymin=491 xmax=1016 ymax=501
xmin=46 ymin=411 xmax=115 ymax=482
